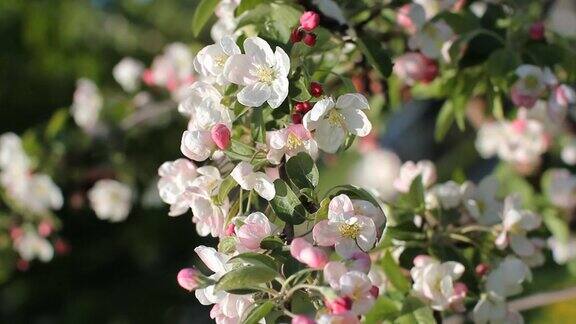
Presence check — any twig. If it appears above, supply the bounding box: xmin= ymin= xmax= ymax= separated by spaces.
xmin=509 ymin=285 xmax=576 ymax=312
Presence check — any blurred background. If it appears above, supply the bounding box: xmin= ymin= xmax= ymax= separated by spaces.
xmin=1 ymin=0 xmax=576 ymax=323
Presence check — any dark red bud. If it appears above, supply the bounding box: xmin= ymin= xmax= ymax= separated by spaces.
xmin=291 ymin=112 xmax=303 ymax=124
xmin=309 ymin=82 xmax=323 ymax=97
xmin=302 ymin=33 xmax=317 ymax=47
xmin=290 ymin=27 xmax=304 ymax=43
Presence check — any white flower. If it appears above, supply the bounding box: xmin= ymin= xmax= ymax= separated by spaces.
xmin=349 ymin=148 xmax=401 ymax=201
xmin=210 ymin=0 xmax=241 ymax=42
xmin=88 ymin=179 xmax=133 ymax=222
xmin=462 ymin=176 xmax=502 ymax=225
xmin=231 ymin=161 xmax=276 ymax=201
xmin=70 ymin=78 xmax=102 ymax=132
xmin=548 ymin=236 xmax=576 ymax=265
xmin=266 ymin=124 xmax=318 ymax=164
xmin=113 ymin=57 xmax=144 ymax=92
xmin=313 ymin=194 xmax=377 ymax=257
xmin=495 ymin=195 xmax=541 ymax=257
xmin=430 ymin=181 xmax=466 ymax=210
xmin=303 ymin=94 xmax=372 ymax=153
xmin=486 ymin=256 xmax=531 ymax=299
xmin=547 ymin=0 xmax=576 ymax=38
xmin=473 ymin=295 xmax=524 ymax=324
xmin=408 ymin=20 xmax=454 ymax=59
xmin=26 ymin=174 xmax=64 ymax=214
xmin=194 ymin=36 xmax=241 ymax=85
xmin=0 ymin=132 xmax=31 ymax=173
xmin=157 ymin=158 xmax=198 ymax=216
xmin=224 ymin=37 xmax=290 ymax=108
xmin=545 ymin=169 xmax=576 ymax=210
xmin=410 ymin=255 xmax=466 ymax=311
xmin=187 ymin=166 xmax=228 ymax=237
xmin=146 ymin=43 xmax=194 ymax=94
xmin=393 ymin=160 xmax=437 ymax=193
xmin=13 ymin=229 xmax=54 ymax=262
xmin=561 ymin=138 xmax=576 ymax=165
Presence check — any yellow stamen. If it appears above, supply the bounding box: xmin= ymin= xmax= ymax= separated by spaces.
xmin=338 ymin=222 xmax=361 ymax=239
xmin=256 ymin=66 xmax=277 ymax=84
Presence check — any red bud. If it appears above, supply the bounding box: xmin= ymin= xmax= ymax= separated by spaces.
xmin=292 ymin=113 xmax=303 ymax=124
xmin=290 ymin=28 xmax=304 ymax=43
xmin=310 ymin=82 xmax=323 ymax=97
xmin=303 ymin=33 xmax=317 ymax=47
xmin=210 ymin=124 xmax=231 ymax=150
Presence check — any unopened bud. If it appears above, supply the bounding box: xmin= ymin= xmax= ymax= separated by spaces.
xmin=303 ymin=33 xmax=317 ymax=47
xmin=300 ymin=11 xmax=320 ymax=31
xmin=309 ymin=82 xmax=323 ymax=97
xmin=211 ymin=124 xmax=231 ymax=150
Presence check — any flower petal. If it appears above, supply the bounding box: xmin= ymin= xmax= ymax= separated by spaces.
xmin=341 ymin=108 xmax=372 ymax=137
xmin=237 ymin=82 xmax=271 ymax=107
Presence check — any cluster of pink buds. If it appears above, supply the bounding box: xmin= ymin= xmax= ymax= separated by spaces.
xmin=291 ymin=11 xmax=320 ymax=47
xmin=291 ymin=82 xmax=324 ymax=124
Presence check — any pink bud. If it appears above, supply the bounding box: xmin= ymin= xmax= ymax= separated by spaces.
xmin=292 ymin=315 xmax=316 ymax=324
xmin=177 ymin=268 xmax=200 ymax=291
xmin=38 ymin=221 xmax=53 ymax=237
xmin=529 ymin=21 xmax=545 ymax=41
xmin=453 ymin=282 xmax=468 ymax=296
xmin=225 ymin=223 xmax=236 ymax=236
xmin=349 ymin=252 xmax=371 ymax=273
xmin=211 ymin=124 xmax=231 ymax=150
xmin=397 ymin=4 xmax=419 ymax=34
xmin=309 ymin=82 xmax=323 ymax=97
xmin=300 ymin=11 xmax=320 ymax=31
xmin=302 ymin=33 xmax=317 ymax=47
xmin=299 ymin=247 xmax=328 ymax=269
xmin=326 ymin=296 xmax=353 ymax=315
xmin=142 ymin=69 xmax=155 ymax=86
xmin=475 ymin=263 xmax=490 ymax=277
xmin=511 ymin=118 xmax=527 ymax=133
xmin=370 ymin=285 xmax=380 ymax=298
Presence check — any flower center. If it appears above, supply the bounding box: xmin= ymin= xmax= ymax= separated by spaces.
xmin=339 ymin=222 xmax=361 ymax=239
xmin=286 ymin=132 xmax=302 ymax=150
xmin=524 ymin=75 xmax=539 ymax=90
xmin=214 ymin=55 xmax=228 ymax=67
xmin=256 ymin=66 xmax=277 ymax=84
xmin=326 ymin=109 xmax=344 ymax=126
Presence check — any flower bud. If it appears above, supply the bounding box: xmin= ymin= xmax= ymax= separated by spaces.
xmin=475 ymin=263 xmax=490 ymax=277
xmin=210 ymin=124 xmax=231 ymax=150
xmin=309 ymin=82 xmax=323 ymax=97
xmin=290 ymin=28 xmax=304 ymax=43
xmin=325 ymin=296 xmax=353 ymax=315
xmin=370 ymin=285 xmax=380 ymax=298
xmin=292 ymin=315 xmax=316 ymax=324
xmin=292 ymin=112 xmax=303 ymax=124
xmin=225 ymin=223 xmax=235 ymax=236
xmin=294 ymin=101 xmax=312 ymax=113
xmin=303 ymin=33 xmax=317 ymax=47
xmin=38 ymin=221 xmax=53 ymax=237
xmin=290 ymin=238 xmax=328 ymax=269
xmin=394 ymin=52 xmax=438 ymax=85
xmin=142 ymin=69 xmax=155 ymax=86
xmin=300 ymin=11 xmax=320 ymax=31
xmin=177 ymin=268 xmax=201 ymax=291
xmin=529 ymin=21 xmax=545 ymax=41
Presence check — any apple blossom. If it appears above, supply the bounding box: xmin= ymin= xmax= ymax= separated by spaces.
xmin=113 ymin=57 xmax=144 ymax=92
xmin=397 ymin=4 xmax=426 ymax=34
xmin=349 ymin=148 xmax=401 ymax=201
xmin=210 ymin=0 xmax=240 ymax=42
xmin=188 ymin=166 xmax=228 ymax=237
xmin=290 ymin=237 xmax=328 ymax=269
xmin=461 ymin=176 xmax=502 ymax=225
xmin=393 ymin=160 xmax=437 ymax=193
xmin=231 ymin=161 xmax=276 ymax=201
xmin=317 ymin=313 xmax=359 ymax=324
xmin=70 ymin=78 xmax=102 ymax=132
xmin=408 ymin=20 xmax=454 ymax=59
xmin=235 ymin=212 xmax=276 ymax=251
xmin=495 ymin=195 xmax=541 ymax=257
xmin=393 ymin=52 xmax=438 ymax=85
xmin=548 ymin=237 xmax=576 ymax=265
xmin=473 ymin=295 xmax=522 ymax=324
xmin=544 ymin=169 xmax=576 ymax=210
xmin=292 ymin=315 xmax=316 ymax=324
xmin=26 ymin=174 xmax=64 ymax=214
xmin=485 ymin=256 xmax=531 ymax=302
xmin=313 ymin=194 xmax=376 ymax=257
xmin=410 ymin=255 xmax=466 ymax=311
xmin=157 ymin=158 xmax=198 ymax=216
xmin=224 ymin=37 xmax=290 ymax=108
xmin=13 ymin=229 xmax=54 ymax=262
xmin=266 ymin=124 xmax=318 ymax=164
xmin=0 ymin=132 xmax=31 ymax=172
xmin=303 ymin=94 xmax=372 ymax=153
xmin=193 ymin=36 xmax=241 ymax=85
xmin=510 ymin=65 xmax=553 ymax=108
xmin=561 ymin=138 xmax=576 ymax=165
xmin=88 ymin=179 xmax=133 ymax=222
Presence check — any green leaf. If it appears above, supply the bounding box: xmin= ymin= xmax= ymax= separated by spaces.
xmin=381 ymin=250 xmax=410 ymax=293
xmin=357 ymin=34 xmax=393 ymax=78
xmin=45 ymin=108 xmax=69 ymax=139
xmin=542 ymin=209 xmax=569 ymax=243
xmin=435 ymin=100 xmax=455 ymax=141
xmin=270 ymin=179 xmax=307 ymax=224
xmin=324 ymin=185 xmax=382 ymax=210
xmin=214 ymin=176 xmax=237 ymax=205
xmin=485 ymin=48 xmax=520 ymax=78
xmin=215 ymin=265 xmax=278 ymax=293
xmin=260 ymin=235 xmax=285 ymax=250
xmin=286 ymin=152 xmax=319 ymax=189
xmin=192 ymin=0 xmax=220 ymax=37
xmin=235 ymin=0 xmax=267 ymax=16
xmin=230 ymin=252 xmax=280 ymax=271
xmin=407 ymin=175 xmax=425 ymax=207
xmin=251 ymin=109 xmax=265 ymax=143
xmin=364 ymin=297 xmax=401 ymax=323
xmin=242 ymin=301 xmax=275 ymax=324
xmin=218 ymin=236 xmax=237 ymax=254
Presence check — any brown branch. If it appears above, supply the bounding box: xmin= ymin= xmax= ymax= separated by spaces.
xmin=508 ymin=285 xmax=576 ymax=312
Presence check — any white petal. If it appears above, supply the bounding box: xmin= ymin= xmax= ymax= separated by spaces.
xmin=267 ymin=77 xmax=288 ymax=108
xmin=220 ymin=35 xmax=241 ymax=56
xmin=274 ymin=46 xmax=290 ymax=77
xmin=336 ymin=93 xmax=370 ymax=110
xmin=252 ymin=172 xmax=276 ymax=200
xmin=237 ymin=83 xmax=271 ymax=107
xmin=315 ymin=120 xmax=346 ymax=153
xmin=180 ymin=130 xmax=214 ymax=161
xmin=223 ymin=54 xmax=254 ymax=85
xmin=244 ymin=37 xmax=275 ymax=66
xmin=231 ymin=161 xmax=256 ymax=190
xmin=341 ymin=108 xmax=372 ymax=137
xmin=194 ymin=245 xmax=228 ymax=274
xmin=308 ymin=98 xmax=335 ymax=122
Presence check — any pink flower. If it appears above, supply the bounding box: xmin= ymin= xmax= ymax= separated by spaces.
xmin=157 ymin=158 xmax=198 ymax=216
xmin=323 ymin=262 xmax=377 ymax=315
xmin=290 ymin=238 xmax=328 ymax=269
xmin=393 ymin=160 xmax=437 ymax=193
xmin=313 ymin=194 xmax=377 ymax=257
xmin=300 ymin=11 xmax=320 ymax=31
xmin=236 ymin=212 xmax=276 ymax=251
xmin=511 ymin=84 xmax=539 ymax=108
xmin=177 ymin=268 xmax=200 ymax=291
xmin=267 ymin=124 xmax=318 ymax=164
xmin=325 ymin=296 xmax=352 ymax=315
xmin=349 ymin=252 xmax=371 ymax=273
xmin=210 ymin=124 xmax=231 ymax=150
xmin=397 ymin=4 xmax=425 ymax=34
xmin=292 ymin=315 xmax=316 ymax=324
xmin=37 ymin=221 xmax=53 ymax=237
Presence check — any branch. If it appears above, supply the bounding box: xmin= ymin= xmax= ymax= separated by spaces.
xmin=508 ymin=285 xmax=576 ymax=312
